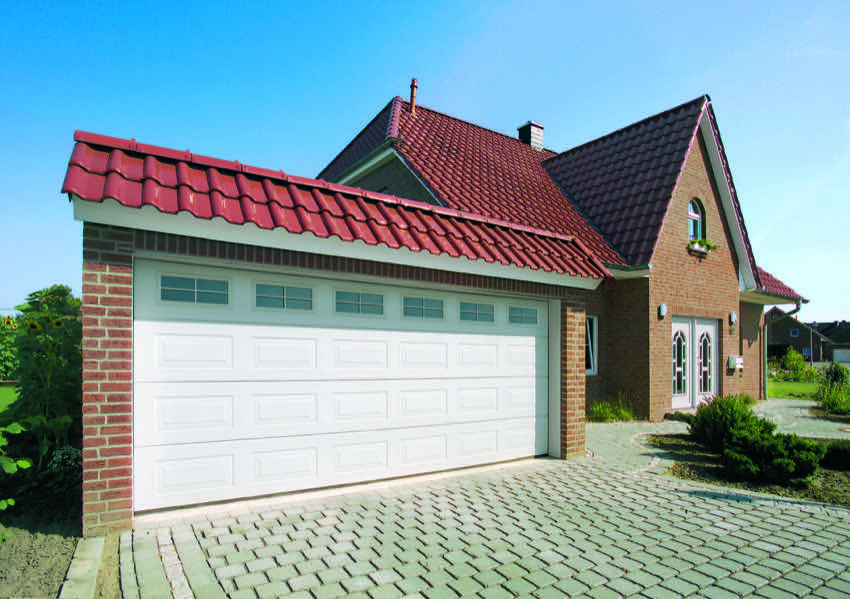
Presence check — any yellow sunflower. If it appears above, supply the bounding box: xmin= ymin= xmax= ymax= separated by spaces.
xmin=52 ymin=319 xmax=64 ymax=329
xmin=27 ymin=321 xmax=42 ymax=331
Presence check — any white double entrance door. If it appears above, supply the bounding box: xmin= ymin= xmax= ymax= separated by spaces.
xmin=672 ymin=318 xmax=718 ymax=409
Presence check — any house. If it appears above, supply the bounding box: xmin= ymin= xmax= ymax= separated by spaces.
xmin=63 ymin=89 xmax=804 ymax=534
xmin=811 ymin=320 xmax=850 ymax=363
xmin=766 ymin=307 xmax=830 ymax=362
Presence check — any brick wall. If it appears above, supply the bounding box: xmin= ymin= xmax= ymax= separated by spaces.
xmin=81 ymin=223 xmax=134 ymax=535
xmin=561 ymin=302 xmax=586 ymax=457
xmin=646 ymin=133 xmax=763 ymax=420
xmin=599 ymin=278 xmax=652 ymax=419
xmin=81 ymin=223 xmax=593 ymax=532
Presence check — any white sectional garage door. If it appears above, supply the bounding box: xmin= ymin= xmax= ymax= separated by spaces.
xmin=133 ymin=259 xmax=549 ymax=511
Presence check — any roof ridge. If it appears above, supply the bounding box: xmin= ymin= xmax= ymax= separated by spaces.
xmin=387 ymin=96 xmax=403 ymax=139
xmin=395 ymin=98 xmax=558 ymax=157
xmin=544 ymin=95 xmax=709 ymax=162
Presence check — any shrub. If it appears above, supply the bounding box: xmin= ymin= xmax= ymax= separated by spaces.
xmin=9 ymin=285 xmax=82 ymax=470
xmin=0 ymin=316 xmax=18 ymax=381
xmin=723 ymin=430 xmax=825 ymax=486
xmin=587 ymin=396 xmax=635 ymax=422
xmin=782 ymin=347 xmax=806 ymax=379
xmin=821 ymin=439 xmax=850 ymax=471
xmin=824 ymin=362 xmax=849 ymax=387
xmin=816 ymin=363 xmax=850 ymax=415
xmin=689 ymin=394 xmax=770 ymax=452
xmin=664 ymin=411 xmax=695 ymax=425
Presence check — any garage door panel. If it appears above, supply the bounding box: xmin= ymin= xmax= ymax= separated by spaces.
xmin=135 ymin=379 xmax=542 ymax=446
xmin=135 ymin=322 xmax=538 ymax=382
xmin=134 ymin=418 xmax=545 ymax=511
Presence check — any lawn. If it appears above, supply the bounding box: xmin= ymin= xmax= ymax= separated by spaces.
xmin=767 ymin=378 xmax=818 ymax=399
xmin=0 ymin=385 xmax=16 ymax=413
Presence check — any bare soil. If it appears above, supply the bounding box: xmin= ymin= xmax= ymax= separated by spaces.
xmin=647 ymin=433 xmax=850 ymax=507
xmin=0 ymin=476 xmax=81 ymax=598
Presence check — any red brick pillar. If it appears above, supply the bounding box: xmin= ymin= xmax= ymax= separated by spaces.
xmin=561 ymin=301 xmax=586 ymax=458
xmin=81 ymin=223 xmax=134 ymax=535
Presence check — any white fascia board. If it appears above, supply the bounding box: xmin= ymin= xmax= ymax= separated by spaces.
xmin=698 ymin=118 xmax=757 ymax=292
xmin=73 ymin=197 xmax=602 ymax=291
xmin=606 ymin=265 xmax=651 ymax=280
xmin=740 ymin=290 xmax=803 ymax=306
xmin=335 ymin=146 xmax=396 ymax=185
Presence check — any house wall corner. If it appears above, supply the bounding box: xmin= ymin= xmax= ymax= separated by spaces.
xmin=81 ymin=222 xmax=134 ymax=536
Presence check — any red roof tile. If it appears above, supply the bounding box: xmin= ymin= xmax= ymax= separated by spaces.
xmin=756 ymin=268 xmax=806 ymax=302
xmin=62 ymin=130 xmax=609 ymax=281
xmin=319 ymin=98 xmax=625 ymax=266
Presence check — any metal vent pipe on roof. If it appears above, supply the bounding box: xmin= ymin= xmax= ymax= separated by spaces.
xmin=518 ymin=121 xmax=544 ymax=150
xmin=410 ymin=78 xmax=418 ymax=116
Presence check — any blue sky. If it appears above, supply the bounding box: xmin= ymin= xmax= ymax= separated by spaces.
xmin=1 ymin=1 xmax=848 ymax=322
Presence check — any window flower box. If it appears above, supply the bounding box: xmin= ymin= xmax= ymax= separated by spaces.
xmin=688 ymin=238 xmax=716 ymax=256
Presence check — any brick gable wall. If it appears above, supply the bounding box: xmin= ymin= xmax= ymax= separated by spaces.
xmin=81 ymin=222 xmax=592 ymax=534
xmin=647 ymin=134 xmax=764 ymax=419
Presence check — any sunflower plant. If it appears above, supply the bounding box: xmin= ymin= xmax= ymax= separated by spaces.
xmin=10 ymin=285 xmax=82 ymax=471
xmin=0 ymin=315 xmax=17 ymax=381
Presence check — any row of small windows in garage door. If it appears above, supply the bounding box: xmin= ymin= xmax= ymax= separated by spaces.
xmin=160 ymin=275 xmax=539 ymax=325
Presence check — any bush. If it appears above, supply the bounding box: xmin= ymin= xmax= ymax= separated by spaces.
xmin=0 ymin=316 xmax=18 ymax=381
xmin=587 ymin=397 xmax=635 ymax=422
xmin=664 ymin=411 xmax=695 ymax=425
xmin=782 ymin=347 xmax=806 ymax=378
xmin=816 ymin=363 xmax=850 ymax=415
xmin=723 ymin=430 xmax=826 ymax=486
xmin=689 ymin=394 xmax=768 ymax=452
xmin=821 ymin=439 xmax=850 ymax=471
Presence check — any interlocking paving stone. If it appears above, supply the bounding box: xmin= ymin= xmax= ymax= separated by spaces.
xmin=126 ymin=414 xmax=850 ymax=599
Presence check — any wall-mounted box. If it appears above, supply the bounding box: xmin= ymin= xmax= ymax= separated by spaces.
xmin=727 ymin=355 xmax=744 ymax=370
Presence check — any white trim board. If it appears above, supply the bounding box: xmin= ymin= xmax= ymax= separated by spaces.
xmin=73 ymin=197 xmax=602 ymax=291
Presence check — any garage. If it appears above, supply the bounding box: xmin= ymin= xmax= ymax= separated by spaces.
xmin=835 ymin=349 xmax=850 ymax=364
xmin=133 ymin=259 xmax=550 ymax=511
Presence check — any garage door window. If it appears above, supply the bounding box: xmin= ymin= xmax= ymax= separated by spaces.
xmin=460 ymin=302 xmax=494 ymax=322
xmin=161 ymin=275 xmax=228 ymax=305
xmin=336 ymin=291 xmax=383 ymax=315
xmin=256 ymin=284 xmax=312 ymax=310
xmin=403 ymin=297 xmax=444 ymax=319
xmin=508 ymin=306 xmax=538 ymax=325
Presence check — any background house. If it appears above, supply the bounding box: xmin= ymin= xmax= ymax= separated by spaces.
xmin=766 ymin=307 xmax=831 ymax=362
xmin=811 ymin=320 xmax=850 ymax=363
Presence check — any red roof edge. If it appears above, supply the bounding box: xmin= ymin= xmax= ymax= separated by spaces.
xmin=756 ymin=267 xmax=806 ymax=302
xmin=66 ymin=130 xmax=603 ymax=268
xmin=73 ymin=130 xmax=289 ymax=179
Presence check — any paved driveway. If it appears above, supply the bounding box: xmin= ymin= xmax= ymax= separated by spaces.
xmin=121 ymin=409 xmax=850 ymax=598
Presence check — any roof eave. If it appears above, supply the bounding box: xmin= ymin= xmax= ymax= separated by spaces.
xmin=72 ymin=196 xmax=606 ymax=291
xmin=741 ymin=289 xmax=808 ymax=306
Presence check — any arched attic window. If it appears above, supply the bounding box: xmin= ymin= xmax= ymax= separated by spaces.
xmin=688 ymin=199 xmax=705 ymax=240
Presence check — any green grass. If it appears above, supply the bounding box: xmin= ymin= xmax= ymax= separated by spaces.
xmin=0 ymin=385 xmax=17 ymax=414
xmin=768 ymin=379 xmax=817 ymax=400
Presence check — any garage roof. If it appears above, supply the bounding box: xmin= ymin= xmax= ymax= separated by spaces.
xmin=62 ymin=131 xmax=609 ymax=280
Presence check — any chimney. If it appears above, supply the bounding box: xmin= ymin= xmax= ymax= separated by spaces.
xmin=517 ymin=121 xmax=544 ymax=150
xmin=410 ymin=78 xmax=418 ymax=116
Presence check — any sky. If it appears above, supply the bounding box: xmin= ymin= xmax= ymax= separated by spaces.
xmin=1 ymin=0 xmax=848 ymax=322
